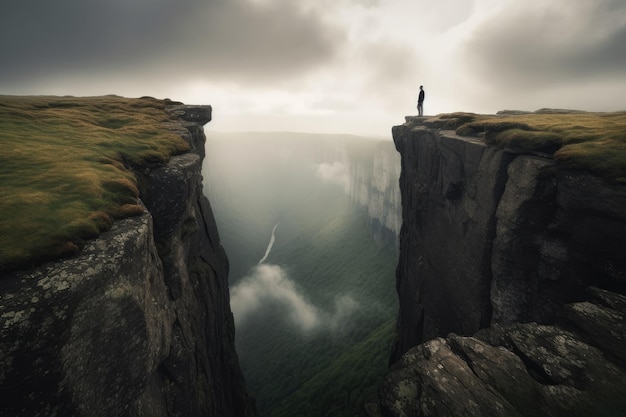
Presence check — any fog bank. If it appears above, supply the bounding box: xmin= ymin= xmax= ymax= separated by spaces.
xmin=230 ymin=264 xmax=359 ymax=333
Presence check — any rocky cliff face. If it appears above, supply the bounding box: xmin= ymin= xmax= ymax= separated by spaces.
xmin=0 ymin=105 xmax=257 ymax=417
xmin=367 ymin=116 xmax=626 ymax=416
xmin=347 ymin=140 xmax=401 ymax=249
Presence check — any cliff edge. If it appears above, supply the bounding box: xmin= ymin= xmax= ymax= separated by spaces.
xmin=0 ymin=102 xmax=257 ymax=417
xmin=367 ymin=113 xmax=626 ymax=416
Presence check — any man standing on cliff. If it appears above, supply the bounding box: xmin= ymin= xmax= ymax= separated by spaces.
xmin=417 ymin=85 xmax=425 ymax=116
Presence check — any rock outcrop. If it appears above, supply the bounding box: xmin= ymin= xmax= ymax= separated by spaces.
xmin=374 ymin=289 xmax=626 ymax=417
xmin=367 ymin=115 xmax=626 ymax=416
xmin=0 ymin=105 xmax=257 ymax=417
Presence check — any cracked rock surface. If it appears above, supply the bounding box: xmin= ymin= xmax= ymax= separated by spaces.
xmin=372 ymin=117 xmax=626 ymax=417
xmin=370 ymin=288 xmax=626 ymax=417
xmin=0 ymin=104 xmax=257 ymax=417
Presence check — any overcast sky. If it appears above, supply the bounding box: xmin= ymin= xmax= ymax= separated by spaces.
xmin=1 ymin=0 xmax=625 ymax=135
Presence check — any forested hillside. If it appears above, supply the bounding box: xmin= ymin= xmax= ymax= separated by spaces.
xmin=203 ymin=132 xmax=398 ymax=416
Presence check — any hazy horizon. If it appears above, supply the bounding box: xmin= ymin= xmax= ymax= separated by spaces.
xmin=204 ymin=128 xmax=393 ymax=140
xmin=2 ymin=0 xmax=625 ymax=136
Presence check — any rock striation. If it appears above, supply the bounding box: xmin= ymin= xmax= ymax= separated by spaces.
xmin=348 ymin=140 xmax=402 ymax=250
xmin=367 ymin=115 xmax=626 ymax=416
xmin=0 ymin=105 xmax=257 ymax=417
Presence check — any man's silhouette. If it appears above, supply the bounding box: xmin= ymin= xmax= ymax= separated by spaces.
xmin=417 ymin=85 xmax=425 ymax=116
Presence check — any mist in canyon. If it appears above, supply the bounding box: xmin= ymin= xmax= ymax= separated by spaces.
xmin=202 ymin=131 xmax=401 ymax=416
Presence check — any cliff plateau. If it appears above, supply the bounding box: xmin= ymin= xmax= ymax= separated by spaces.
xmin=368 ymin=114 xmax=626 ymax=416
xmin=0 ymin=104 xmax=256 ymax=417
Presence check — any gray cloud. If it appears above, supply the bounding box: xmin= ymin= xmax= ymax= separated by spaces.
xmin=350 ymin=0 xmax=381 ymax=7
xmin=3 ymin=0 xmax=623 ymax=131
xmin=464 ymin=1 xmax=626 ymax=90
xmin=0 ymin=0 xmax=344 ymax=87
xmin=314 ymin=161 xmax=351 ymax=192
xmin=231 ymin=264 xmax=321 ymax=331
xmin=230 ymin=264 xmax=359 ymax=332
xmin=358 ymin=40 xmax=421 ymax=108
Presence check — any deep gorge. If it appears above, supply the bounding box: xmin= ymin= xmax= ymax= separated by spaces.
xmin=202 ymin=131 xmax=400 ymax=416
xmin=1 ymin=100 xmax=625 ymax=417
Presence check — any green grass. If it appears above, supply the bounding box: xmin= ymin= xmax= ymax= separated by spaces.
xmin=417 ymin=110 xmax=626 ymax=184
xmin=0 ymin=95 xmax=190 ymax=271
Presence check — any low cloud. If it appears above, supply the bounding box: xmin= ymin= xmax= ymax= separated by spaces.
xmin=231 ymin=264 xmax=320 ymax=331
xmin=329 ymin=294 xmax=360 ymax=331
xmin=314 ymin=162 xmax=351 ymax=192
xmin=230 ymin=264 xmax=359 ymax=332
xmin=463 ymin=0 xmax=626 ymax=90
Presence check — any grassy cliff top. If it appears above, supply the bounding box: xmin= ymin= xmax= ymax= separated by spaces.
xmin=412 ymin=110 xmax=626 ymax=184
xmin=0 ymin=95 xmax=190 ymax=271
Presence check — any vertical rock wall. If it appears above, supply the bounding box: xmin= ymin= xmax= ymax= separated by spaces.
xmin=390 ymin=118 xmax=626 ymax=361
xmin=390 ymin=124 xmax=509 ymax=359
xmin=348 ymin=140 xmax=402 ymax=249
xmin=0 ymin=105 xmax=257 ymax=417
xmin=368 ymin=115 xmax=626 ymax=417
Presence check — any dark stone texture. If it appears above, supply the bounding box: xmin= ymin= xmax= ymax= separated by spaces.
xmin=391 ymin=125 xmax=512 ymax=360
xmin=491 ymin=168 xmax=626 ymax=325
xmin=371 ymin=290 xmax=626 ymax=417
xmin=370 ymin=116 xmax=626 ymax=417
xmin=390 ymin=119 xmax=626 ymax=361
xmin=0 ymin=213 xmax=172 ymax=417
xmin=166 ymin=104 xmax=212 ymax=126
xmin=0 ymin=104 xmax=256 ymax=417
